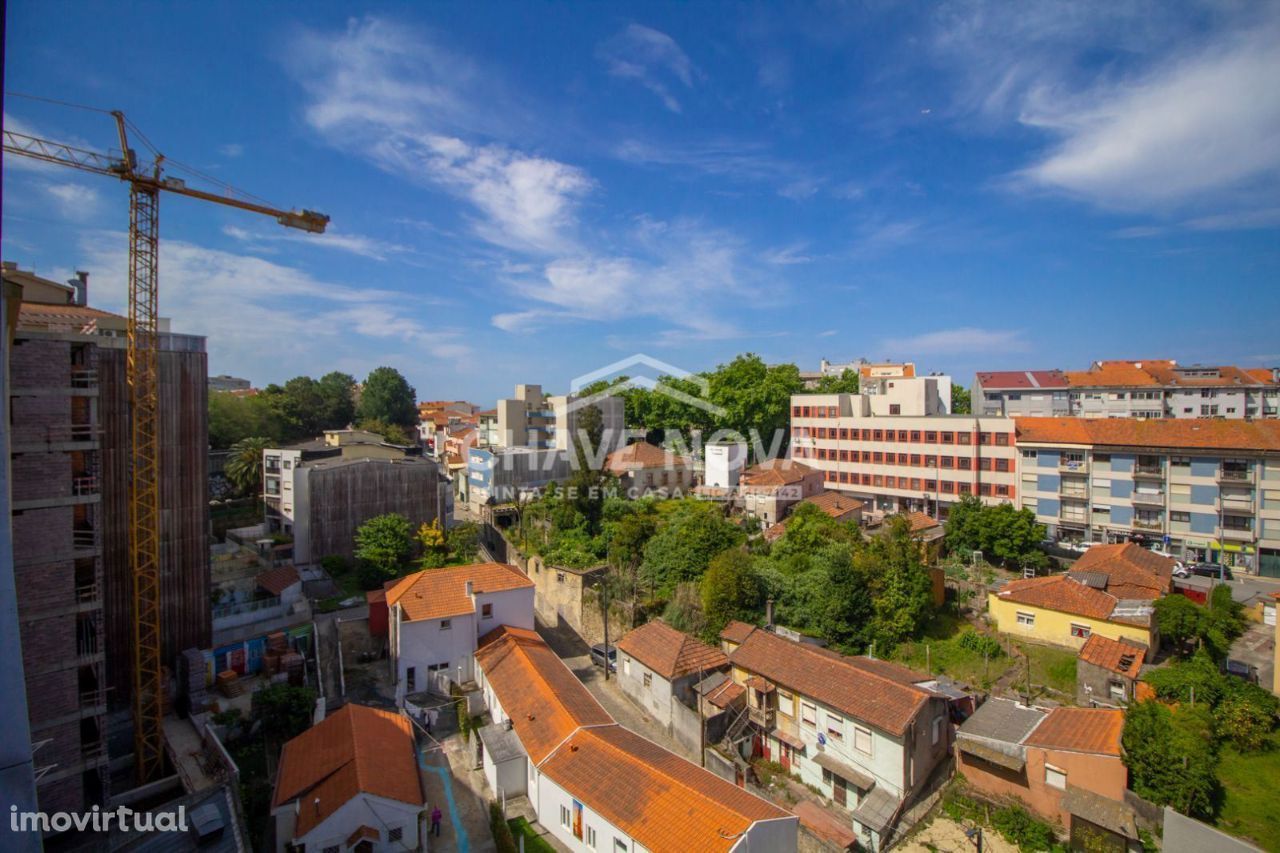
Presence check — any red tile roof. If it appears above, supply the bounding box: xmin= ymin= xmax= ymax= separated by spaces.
xmin=728 ymin=629 xmax=930 ymax=736
xmin=1078 ymin=635 xmax=1146 ymax=678
xmin=741 ymin=458 xmax=816 ymax=487
xmin=272 ymin=704 xmax=422 ymax=838
xmin=255 ymin=565 xmax=301 ymax=596
xmin=473 ymin=626 xmax=613 ymax=763
xmin=996 ymin=575 xmax=1117 ymax=621
xmin=385 ymin=563 xmax=532 ymax=622
xmin=616 ymin=620 xmax=728 ymax=680
xmin=605 ymin=442 xmax=693 ymax=473
xmin=1024 ymin=707 xmax=1124 ymax=756
xmin=540 ymin=725 xmax=791 ymax=852
xmin=1015 ymin=418 xmax=1280 ymax=452
xmin=1070 ymin=543 xmax=1173 ymax=600
xmin=976 ymin=370 xmax=1069 ymax=390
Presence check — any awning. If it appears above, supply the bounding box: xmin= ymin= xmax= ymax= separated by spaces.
xmin=1062 ymin=786 xmax=1139 ymax=839
xmin=812 ymin=750 xmax=875 ymax=791
xmin=772 ymin=729 xmax=806 ymax=750
xmin=957 ymin=737 xmax=1026 ymax=772
xmin=851 ymin=787 xmax=902 ymax=836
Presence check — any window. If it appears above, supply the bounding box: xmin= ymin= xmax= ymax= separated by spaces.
xmin=854 ymin=725 xmax=873 ymax=755
xmin=643 ymin=672 xmax=652 ymax=688
xmin=440 ymin=619 xmax=451 ymax=630
xmin=1045 ymin=764 xmax=1067 ymax=790
xmin=801 ymin=702 xmax=817 ymax=727
xmin=481 ymin=603 xmax=493 ymax=619
xmin=587 ymin=826 xmax=598 ymax=850
xmin=1070 ymin=623 xmax=1091 ymax=639
xmin=1016 ymin=611 xmax=1035 ymax=627
xmin=561 ymin=806 xmax=572 ymax=830
xmin=388 ymin=827 xmax=403 ymax=842
xmin=932 ymin=715 xmax=944 ymax=745
xmin=826 ymin=713 xmax=844 ymax=741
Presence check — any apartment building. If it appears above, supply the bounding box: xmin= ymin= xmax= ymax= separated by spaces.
xmin=495 ymin=383 xmax=625 ymax=455
xmin=475 ymin=625 xmax=798 ymax=853
xmin=720 ymin=622 xmax=952 ymax=851
xmin=4 ymin=263 xmax=210 ymax=815
xmin=1014 ymin=418 xmax=1280 ymax=574
xmin=264 ymin=429 xmax=448 ymax=566
xmin=975 ymin=360 xmax=1280 ymax=419
xmin=791 ymin=376 xmax=1017 ymax=517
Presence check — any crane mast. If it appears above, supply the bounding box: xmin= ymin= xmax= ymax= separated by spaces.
xmin=3 ymin=109 xmax=328 ymax=783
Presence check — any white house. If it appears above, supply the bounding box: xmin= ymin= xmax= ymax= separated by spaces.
xmin=475 ymin=626 xmax=799 ymax=853
xmin=386 ymin=562 xmax=535 ymax=694
xmin=721 ymin=622 xmax=955 ymax=851
xmin=270 ymin=704 xmax=424 ymax=853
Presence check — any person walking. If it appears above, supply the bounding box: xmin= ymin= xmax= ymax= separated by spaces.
xmin=430 ymin=805 xmax=443 ymax=838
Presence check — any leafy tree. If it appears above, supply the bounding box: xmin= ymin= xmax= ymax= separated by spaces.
xmin=951 ymin=384 xmax=972 ymax=414
xmin=224 ymin=436 xmax=271 ymax=496
xmin=317 ymin=371 xmax=357 ymax=428
xmin=641 ymin=500 xmax=745 ymax=595
xmin=701 ymin=548 xmax=762 ymax=638
xmin=354 ymin=513 xmax=415 ymax=587
xmin=358 ymin=366 xmax=418 ymax=428
xmin=812 ymin=369 xmax=860 ymax=394
xmin=252 ymin=683 xmax=317 ymax=745
xmin=1122 ymin=701 xmax=1219 ymax=819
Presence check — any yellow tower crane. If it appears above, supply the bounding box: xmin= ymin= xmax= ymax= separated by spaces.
xmin=3 ymin=108 xmax=329 ymax=783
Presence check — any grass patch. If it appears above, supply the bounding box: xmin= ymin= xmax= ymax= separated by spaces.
xmin=507 ymin=817 xmax=557 ymax=853
xmin=1216 ymin=731 xmax=1280 ymax=849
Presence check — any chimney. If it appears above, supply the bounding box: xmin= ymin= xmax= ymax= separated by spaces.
xmin=68 ymin=271 xmax=89 ymax=306
xmin=765 ymin=598 xmax=774 ymax=630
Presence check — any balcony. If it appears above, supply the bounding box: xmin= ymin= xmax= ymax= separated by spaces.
xmin=1218 ymin=467 xmax=1253 ymax=483
xmin=748 ymin=705 xmax=776 ymax=729
xmin=1131 ymin=491 xmax=1165 ymax=507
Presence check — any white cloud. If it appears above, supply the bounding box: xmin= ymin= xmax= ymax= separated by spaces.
xmin=879 ymin=327 xmax=1030 ymax=355
xmin=598 ymin=24 xmax=698 ymax=113
xmin=286 ymin=17 xmax=591 ymax=254
xmin=77 ymin=231 xmax=470 ymax=379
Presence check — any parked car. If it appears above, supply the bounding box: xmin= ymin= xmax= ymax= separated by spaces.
xmin=1188 ymin=563 xmax=1234 ymax=581
xmin=590 ymin=644 xmax=617 ymax=672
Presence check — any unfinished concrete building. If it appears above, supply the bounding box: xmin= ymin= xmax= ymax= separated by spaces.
xmin=3 ymin=263 xmax=210 ymax=812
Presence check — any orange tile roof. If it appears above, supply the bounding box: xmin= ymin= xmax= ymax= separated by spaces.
xmin=1078 ymin=635 xmax=1146 ymax=678
xmin=605 ymin=441 xmax=694 ymax=473
xmin=255 ymin=564 xmax=301 ymax=596
xmin=1015 ymin=417 xmax=1280 ymax=452
xmin=741 ymin=458 xmax=816 ymax=487
xmin=1024 ymin=707 xmax=1124 ymax=756
xmin=540 ymin=725 xmax=791 ymax=852
xmin=272 ymin=704 xmax=422 ymax=838
xmin=1071 ymin=543 xmax=1173 ymax=600
xmin=385 ymin=563 xmax=533 ymax=622
xmin=996 ymin=575 xmax=1117 ymax=621
xmin=616 ymin=620 xmax=728 ymax=680
xmin=472 ymin=626 xmax=613 ymax=763
xmin=728 ymin=629 xmax=930 ymax=736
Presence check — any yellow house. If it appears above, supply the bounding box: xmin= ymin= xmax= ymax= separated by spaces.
xmin=987 ymin=575 xmax=1155 ymax=651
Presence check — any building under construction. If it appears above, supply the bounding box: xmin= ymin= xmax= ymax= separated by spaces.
xmin=2 ymin=262 xmax=210 ymax=813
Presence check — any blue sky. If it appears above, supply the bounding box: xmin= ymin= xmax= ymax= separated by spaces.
xmin=4 ymin=1 xmax=1279 ymax=404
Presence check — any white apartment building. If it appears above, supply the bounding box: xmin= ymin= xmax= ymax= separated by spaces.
xmin=791 ymin=376 xmax=1018 ymax=517
xmin=1014 ymin=419 xmax=1280 ymax=575
xmin=975 ymin=361 xmax=1280 ymax=420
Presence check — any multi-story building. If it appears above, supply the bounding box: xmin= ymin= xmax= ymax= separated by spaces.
xmin=720 ymin=621 xmax=953 ymax=851
xmin=975 ymin=360 xmax=1280 ymax=419
xmin=4 ymin=262 xmax=210 ymax=815
xmin=1014 ymin=418 xmax=1280 ymax=573
xmin=263 ymin=429 xmax=448 ymax=566
xmin=791 ymin=377 xmax=1017 ymax=517
xmin=495 ymin=383 xmax=625 ymax=455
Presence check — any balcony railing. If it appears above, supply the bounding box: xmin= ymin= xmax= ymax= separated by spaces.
xmin=748 ymin=705 xmax=776 ymax=729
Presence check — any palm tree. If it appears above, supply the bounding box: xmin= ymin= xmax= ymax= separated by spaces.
xmin=225 ymin=436 xmax=271 ymax=497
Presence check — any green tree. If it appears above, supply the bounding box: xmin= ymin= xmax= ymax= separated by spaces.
xmin=317 ymin=371 xmax=357 ymax=428
xmin=358 ymin=366 xmax=418 ymax=428
xmin=1122 ymin=701 xmax=1219 ymax=819
xmin=641 ymin=500 xmax=746 ymax=595
xmin=224 ymin=436 xmax=271 ymax=496
xmin=951 ymin=384 xmax=972 ymax=414
xmin=354 ymin=513 xmax=415 ymax=587
xmin=701 ymin=548 xmax=762 ymax=638
xmin=252 ymin=683 xmax=317 ymax=745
